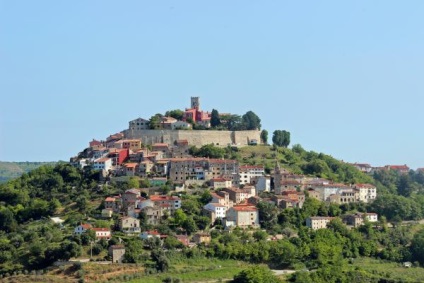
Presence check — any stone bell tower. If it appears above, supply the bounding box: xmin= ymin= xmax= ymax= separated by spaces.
xmin=191 ymin=97 xmax=200 ymax=110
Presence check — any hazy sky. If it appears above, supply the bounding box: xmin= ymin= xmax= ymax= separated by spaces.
xmin=1 ymin=1 xmax=423 ymax=169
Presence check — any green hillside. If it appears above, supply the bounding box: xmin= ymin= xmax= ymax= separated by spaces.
xmin=0 ymin=161 xmax=57 ymax=183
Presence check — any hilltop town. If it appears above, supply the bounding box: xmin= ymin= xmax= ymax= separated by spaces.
xmin=2 ymin=98 xmax=424 ymax=282
xmin=66 ymin=98 xmax=421 ymax=254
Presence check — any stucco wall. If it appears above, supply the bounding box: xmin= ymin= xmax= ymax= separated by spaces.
xmin=123 ymin=129 xmax=261 ymax=147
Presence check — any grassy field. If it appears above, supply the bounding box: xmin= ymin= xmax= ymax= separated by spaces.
xmin=349 ymin=257 xmax=424 ymax=282
xmin=127 ymin=258 xmax=251 ymax=283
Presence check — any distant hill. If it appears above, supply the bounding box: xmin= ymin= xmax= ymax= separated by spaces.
xmin=0 ymin=161 xmax=57 ymax=183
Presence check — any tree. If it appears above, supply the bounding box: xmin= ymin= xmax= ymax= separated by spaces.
xmin=257 ymin=201 xmax=278 ymax=229
xmin=260 ymin=130 xmax=268 ymax=144
xmin=232 ymin=266 xmax=281 ymax=283
xmin=190 ymin=144 xmax=225 ymax=159
xmin=164 ymin=109 xmax=184 ymax=120
xmin=182 ymin=217 xmax=198 ymax=234
xmin=226 ymin=115 xmax=243 ymax=131
xmin=411 ymin=228 xmax=424 ymax=264
xmin=128 ymin=177 xmax=140 ymax=189
xmin=242 ymin=111 xmax=261 ymax=130
xmin=149 ymin=113 xmax=163 ymax=129
xmin=0 ymin=207 xmax=17 ymax=232
xmin=272 ymin=130 xmax=290 ymax=147
xmin=211 ymin=109 xmax=221 ymax=128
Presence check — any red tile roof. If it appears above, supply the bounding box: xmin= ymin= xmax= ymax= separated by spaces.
xmin=150 ymin=195 xmax=180 ymax=201
xmin=80 ymin=223 xmax=92 ymax=229
xmin=92 ymin=228 xmax=110 ymax=232
xmin=124 ymin=163 xmax=138 ymax=168
xmin=355 ymin=184 xmax=376 ymax=189
xmin=232 ymin=205 xmax=257 ymax=212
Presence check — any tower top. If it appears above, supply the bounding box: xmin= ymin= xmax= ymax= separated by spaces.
xmin=191 ymin=97 xmax=200 ymax=110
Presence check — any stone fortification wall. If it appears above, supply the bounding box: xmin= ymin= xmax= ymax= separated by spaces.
xmin=123 ymin=129 xmax=261 ymax=147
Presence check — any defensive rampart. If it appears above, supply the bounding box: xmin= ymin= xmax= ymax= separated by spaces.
xmin=123 ymin=129 xmax=261 ymax=147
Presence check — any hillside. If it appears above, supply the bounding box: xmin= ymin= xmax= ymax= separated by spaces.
xmin=0 ymin=161 xmax=57 ymax=183
xmin=2 ymin=146 xmax=424 ymax=282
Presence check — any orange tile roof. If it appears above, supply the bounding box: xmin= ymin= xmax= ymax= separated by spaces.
xmin=124 ymin=163 xmax=138 ymax=168
xmin=80 ymin=223 xmax=92 ymax=229
xmin=232 ymin=205 xmax=257 ymax=212
xmin=92 ymin=228 xmax=110 ymax=232
xmin=355 ymin=184 xmax=376 ymax=188
xmin=150 ymin=195 xmax=180 ymax=201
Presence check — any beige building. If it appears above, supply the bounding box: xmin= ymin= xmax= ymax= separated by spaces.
xmin=329 ymin=189 xmax=359 ymax=204
xmin=225 ymin=205 xmax=259 ymax=228
xmin=306 ymin=217 xmax=334 ymax=230
xmin=354 ymin=184 xmax=377 ymax=203
xmin=119 ymin=216 xmax=140 ymax=233
xmin=211 ymin=191 xmax=233 ymax=209
xmin=192 ymin=233 xmax=211 ymax=245
xmin=344 ymin=213 xmax=378 ymax=227
xmin=222 ymin=187 xmax=255 ymax=204
xmin=168 ymin=158 xmax=239 ymax=183
xmin=210 ymin=178 xmax=232 ymax=189
xmin=109 ymin=245 xmax=125 ymax=264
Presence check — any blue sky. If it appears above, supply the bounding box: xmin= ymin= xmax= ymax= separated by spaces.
xmin=1 ymin=1 xmax=423 ymax=169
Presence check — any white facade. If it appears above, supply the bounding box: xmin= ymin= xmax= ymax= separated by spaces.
xmin=129 ymin=118 xmax=150 ymax=131
xmin=93 ymin=157 xmax=113 ymax=172
xmin=356 ymin=184 xmax=377 ymax=203
xmin=238 ymin=166 xmax=265 ymax=185
xmin=171 ymin=121 xmax=192 ymax=130
xmin=306 ymin=217 xmax=333 ymax=230
xmin=225 ymin=206 xmax=259 ymax=228
xmin=251 ymin=176 xmax=271 ymax=193
xmin=203 ymin=203 xmax=227 ymax=219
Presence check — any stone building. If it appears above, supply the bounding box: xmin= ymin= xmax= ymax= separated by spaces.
xmin=109 ymin=245 xmax=125 ymax=263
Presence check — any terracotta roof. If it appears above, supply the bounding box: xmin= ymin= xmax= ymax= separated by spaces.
xmin=105 ymin=197 xmax=116 ymax=202
xmin=92 ymin=228 xmax=110 ymax=232
xmin=79 ymin=223 xmax=92 ymax=229
xmin=150 ymin=195 xmax=180 ymax=201
xmin=145 ymin=230 xmax=160 ymax=235
xmin=96 ymin=157 xmax=111 ymax=163
xmin=232 ymin=205 xmax=257 ymax=212
xmin=387 ymin=165 xmax=409 ymax=170
xmin=124 ymin=163 xmax=138 ymax=168
xmin=153 ymin=143 xmax=169 ymax=147
xmin=355 ymin=184 xmax=376 ymax=189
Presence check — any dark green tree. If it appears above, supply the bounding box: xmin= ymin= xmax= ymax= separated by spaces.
xmin=242 ymin=111 xmax=261 ymax=130
xmin=260 ymin=130 xmax=268 ymax=144
xmin=411 ymin=228 xmax=424 ymax=264
xmin=164 ymin=109 xmax=184 ymax=120
xmin=211 ymin=109 xmax=221 ymax=128
xmin=149 ymin=113 xmax=163 ymax=129
xmin=272 ymin=130 xmax=290 ymax=147
xmin=233 ymin=266 xmax=281 ymax=283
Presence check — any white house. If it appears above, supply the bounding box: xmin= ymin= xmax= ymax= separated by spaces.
xmin=93 ymin=157 xmax=113 ymax=172
xmin=355 ymin=184 xmax=377 ymax=203
xmin=238 ymin=165 xmax=265 ymax=185
xmin=225 ymin=205 xmax=259 ymax=228
xmin=92 ymin=228 xmax=111 ymax=240
xmin=306 ymin=217 xmax=334 ymax=230
xmin=203 ymin=202 xmax=227 ymax=223
xmin=251 ymin=175 xmax=271 ymax=193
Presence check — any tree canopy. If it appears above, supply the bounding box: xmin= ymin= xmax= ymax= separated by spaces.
xmin=272 ymin=130 xmax=290 ymax=147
